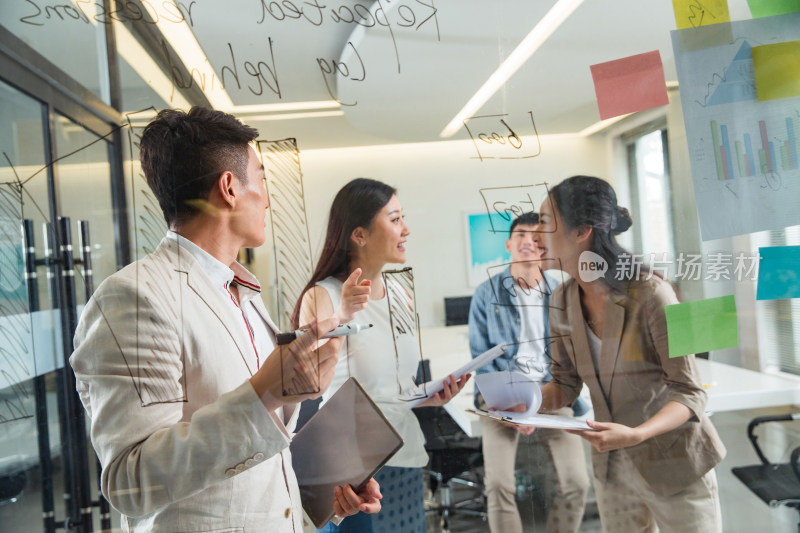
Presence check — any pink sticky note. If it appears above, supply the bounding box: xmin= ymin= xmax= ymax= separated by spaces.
xmin=590 ymin=51 xmax=670 ymax=120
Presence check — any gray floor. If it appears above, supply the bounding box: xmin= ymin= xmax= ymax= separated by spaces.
xmin=424 ymin=405 xmax=800 ymax=533
xmin=2 ymin=406 xmax=799 ymax=532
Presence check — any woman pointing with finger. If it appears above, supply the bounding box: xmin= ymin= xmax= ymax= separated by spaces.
xmin=293 ymin=178 xmax=469 ymax=533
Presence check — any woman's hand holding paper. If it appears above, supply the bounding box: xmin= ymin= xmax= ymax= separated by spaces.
xmin=417 ymin=374 xmax=470 ymax=407
xmin=496 ymin=403 xmax=536 ymax=435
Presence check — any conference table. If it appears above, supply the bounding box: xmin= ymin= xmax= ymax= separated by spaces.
xmin=421 ymin=326 xmax=800 ymax=437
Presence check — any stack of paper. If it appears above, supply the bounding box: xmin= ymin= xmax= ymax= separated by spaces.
xmin=472 ymin=371 xmax=592 ymax=430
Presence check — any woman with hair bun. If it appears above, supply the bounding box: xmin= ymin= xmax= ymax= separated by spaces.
xmin=533 ymin=175 xmax=726 ymax=532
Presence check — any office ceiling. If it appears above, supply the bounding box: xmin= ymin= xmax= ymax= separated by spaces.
xmin=1 ymin=0 xmax=756 ymax=150
xmin=206 ymin=0 xmax=683 ymax=147
xmin=201 ymin=0 xmax=749 ymax=149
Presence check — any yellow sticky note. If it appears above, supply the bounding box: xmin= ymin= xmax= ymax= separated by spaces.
xmin=672 ymin=0 xmax=731 ymax=29
xmin=752 ymin=41 xmax=800 ymax=101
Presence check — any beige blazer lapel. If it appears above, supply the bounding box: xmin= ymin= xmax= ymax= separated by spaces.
xmin=565 ymin=283 xmax=611 ymax=420
xmin=598 ymin=291 xmax=626 ymax=400
xmin=162 ymin=242 xmax=258 ymax=376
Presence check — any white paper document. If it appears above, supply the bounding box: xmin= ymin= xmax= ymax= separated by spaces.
xmin=472 ymin=371 xmax=592 ymax=430
xmin=400 ymin=344 xmax=506 ymax=407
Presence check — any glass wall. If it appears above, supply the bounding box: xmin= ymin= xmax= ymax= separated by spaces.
xmin=1 ymin=3 xmax=109 ymax=103
xmin=53 ymin=113 xmax=116 ymax=297
xmin=2 ymin=2 xmax=800 ymax=532
xmin=0 ymin=22 xmax=123 ymax=533
xmin=0 ymin=78 xmax=66 ymax=532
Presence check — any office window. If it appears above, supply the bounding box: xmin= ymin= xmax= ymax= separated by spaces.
xmin=625 ymin=127 xmax=676 ymax=270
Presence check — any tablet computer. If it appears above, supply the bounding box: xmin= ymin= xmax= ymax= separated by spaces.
xmin=290 ymin=377 xmax=404 ymax=528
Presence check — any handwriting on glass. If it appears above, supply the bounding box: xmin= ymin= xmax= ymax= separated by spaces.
xmin=257 ymin=138 xmax=314 ymax=333
xmin=0 ymin=187 xmax=34 ymax=423
xmin=126 ymin=109 xmax=168 ymax=259
xmin=464 ymin=112 xmax=541 ymax=161
xmin=479 ymin=184 xmax=550 ymax=232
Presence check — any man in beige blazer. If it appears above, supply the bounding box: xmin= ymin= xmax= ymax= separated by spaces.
xmin=70 ymin=107 xmax=379 ymax=532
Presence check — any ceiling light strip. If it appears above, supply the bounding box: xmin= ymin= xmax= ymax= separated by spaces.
xmin=244 ymin=110 xmax=345 ymax=121
xmin=114 ymin=21 xmax=191 ymax=110
xmin=154 ymin=18 xmax=234 ymax=109
xmin=71 ymin=0 xmax=191 ymax=110
xmin=578 ymin=113 xmax=633 ymax=137
xmin=229 ymin=101 xmax=342 ymax=114
xmin=439 ymin=0 xmax=585 ymax=138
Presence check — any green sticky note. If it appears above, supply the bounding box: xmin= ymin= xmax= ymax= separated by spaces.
xmin=752 ymin=41 xmax=800 ymax=101
xmin=747 ymin=0 xmax=800 ymax=18
xmin=665 ymin=295 xmax=738 ymax=358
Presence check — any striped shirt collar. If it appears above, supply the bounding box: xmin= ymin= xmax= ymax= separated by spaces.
xmin=165 ymin=231 xmax=261 ymax=295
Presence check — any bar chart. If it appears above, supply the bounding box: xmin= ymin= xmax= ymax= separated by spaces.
xmin=710 ymin=113 xmax=800 ymax=179
xmin=673 ymin=12 xmax=800 ymax=240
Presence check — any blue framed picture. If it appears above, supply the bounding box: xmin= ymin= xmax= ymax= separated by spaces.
xmin=465 ymin=212 xmax=512 ymax=287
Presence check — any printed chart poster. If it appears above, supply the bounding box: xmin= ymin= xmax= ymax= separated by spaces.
xmin=672 ymin=13 xmax=800 ymax=241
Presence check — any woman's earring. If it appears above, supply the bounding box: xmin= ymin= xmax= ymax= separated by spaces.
xmin=360 ymin=240 xmax=365 ymax=246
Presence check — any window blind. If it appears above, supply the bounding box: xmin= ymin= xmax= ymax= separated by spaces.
xmin=754 ymin=225 xmax=800 ymax=375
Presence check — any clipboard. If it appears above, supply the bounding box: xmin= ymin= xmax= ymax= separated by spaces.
xmin=467 ymin=408 xmax=594 ymax=430
xmin=472 ymin=371 xmax=594 ymax=430
xmin=290 ymin=377 xmax=404 ymax=528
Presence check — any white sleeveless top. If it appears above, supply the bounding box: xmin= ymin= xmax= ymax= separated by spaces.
xmin=317 ymin=276 xmax=428 ymax=467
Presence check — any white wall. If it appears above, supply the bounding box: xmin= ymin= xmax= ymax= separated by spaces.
xmin=252 ymin=133 xmax=609 ymax=327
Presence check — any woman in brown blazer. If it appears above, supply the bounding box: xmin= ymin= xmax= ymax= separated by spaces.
xmin=534 ymin=176 xmax=726 ymax=533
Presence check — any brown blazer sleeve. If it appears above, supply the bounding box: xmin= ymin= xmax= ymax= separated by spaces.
xmin=644 ymin=278 xmax=708 ymax=422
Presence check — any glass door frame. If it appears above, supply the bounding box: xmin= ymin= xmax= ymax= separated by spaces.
xmin=1 ymin=11 xmax=209 ymax=529
xmin=0 ymin=20 xmax=127 ymax=533
xmin=0 ymin=24 xmax=129 ymax=268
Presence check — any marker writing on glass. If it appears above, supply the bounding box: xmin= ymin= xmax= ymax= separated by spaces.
xmin=276 ymin=323 xmax=373 ymax=346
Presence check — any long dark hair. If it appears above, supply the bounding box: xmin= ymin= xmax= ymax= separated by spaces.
xmin=291 ymin=178 xmax=397 ymax=328
xmin=549 ymin=175 xmax=639 ymax=288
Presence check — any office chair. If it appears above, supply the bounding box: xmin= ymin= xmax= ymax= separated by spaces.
xmin=732 ymin=413 xmax=800 ymax=531
xmin=0 ymin=465 xmax=26 ymax=505
xmin=413 ymin=406 xmax=486 ymax=533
